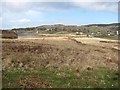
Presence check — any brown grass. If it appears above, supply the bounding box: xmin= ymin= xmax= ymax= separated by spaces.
xmin=2 ymin=37 xmax=118 ymax=72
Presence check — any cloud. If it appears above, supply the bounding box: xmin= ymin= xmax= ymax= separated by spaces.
xmin=1 ymin=0 xmax=118 ymax=14
xmin=1 ymin=0 xmax=118 ymax=29
xmin=2 ymin=0 xmax=119 ymax=2
xmin=1 ymin=1 xmax=32 ymax=13
xmin=11 ymin=18 xmax=31 ymax=23
xmin=1 ymin=2 xmax=75 ymax=14
xmin=72 ymin=1 xmax=118 ymax=12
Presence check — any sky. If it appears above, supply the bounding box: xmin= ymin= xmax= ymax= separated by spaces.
xmin=0 ymin=0 xmax=119 ymax=29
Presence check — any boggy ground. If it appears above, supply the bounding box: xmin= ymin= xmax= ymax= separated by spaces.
xmin=2 ymin=37 xmax=119 ymax=88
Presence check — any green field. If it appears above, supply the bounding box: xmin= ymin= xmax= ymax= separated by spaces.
xmin=3 ymin=67 xmax=119 ymax=88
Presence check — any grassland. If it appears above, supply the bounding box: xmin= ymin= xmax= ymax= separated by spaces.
xmin=2 ymin=35 xmax=119 ymax=88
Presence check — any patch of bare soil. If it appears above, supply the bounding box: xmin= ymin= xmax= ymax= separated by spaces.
xmin=17 ymin=76 xmax=53 ymax=88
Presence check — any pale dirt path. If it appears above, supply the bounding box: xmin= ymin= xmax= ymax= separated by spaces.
xmin=74 ymin=37 xmax=119 ymax=49
xmin=1 ymin=36 xmax=119 ymax=50
xmin=17 ymin=37 xmax=119 ymax=50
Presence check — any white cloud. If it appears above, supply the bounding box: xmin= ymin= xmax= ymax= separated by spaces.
xmin=17 ymin=19 xmax=31 ymax=23
xmin=10 ymin=18 xmax=31 ymax=23
xmin=72 ymin=0 xmax=119 ymax=2
xmin=1 ymin=0 xmax=118 ymax=29
xmin=1 ymin=0 xmax=118 ymax=14
xmin=1 ymin=1 xmax=32 ymax=13
xmin=72 ymin=1 xmax=118 ymax=12
xmin=1 ymin=0 xmax=119 ymax=2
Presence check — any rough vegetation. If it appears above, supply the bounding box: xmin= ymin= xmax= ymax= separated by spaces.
xmin=2 ymin=36 xmax=119 ymax=88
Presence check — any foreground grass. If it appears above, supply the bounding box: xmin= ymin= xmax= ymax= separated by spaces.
xmin=2 ymin=67 xmax=119 ymax=88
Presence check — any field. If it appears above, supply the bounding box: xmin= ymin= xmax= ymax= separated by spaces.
xmin=2 ymin=35 xmax=119 ymax=88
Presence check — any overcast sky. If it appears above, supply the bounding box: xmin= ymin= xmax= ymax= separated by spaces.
xmin=0 ymin=0 xmax=119 ymax=29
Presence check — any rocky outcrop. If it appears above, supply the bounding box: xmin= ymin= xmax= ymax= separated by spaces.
xmin=1 ymin=30 xmax=18 ymax=39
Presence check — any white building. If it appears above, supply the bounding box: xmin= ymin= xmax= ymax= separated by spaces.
xmin=117 ymin=31 xmax=119 ymax=35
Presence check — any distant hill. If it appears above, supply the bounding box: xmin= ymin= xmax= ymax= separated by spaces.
xmin=11 ymin=23 xmax=119 ymax=36
xmin=83 ymin=23 xmax=119 ymax=27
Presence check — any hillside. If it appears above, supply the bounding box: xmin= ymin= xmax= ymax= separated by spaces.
xmin=11 ymin=23 xmax=118 ymax=32
xmin=2 ymin=36 xmax=119 ymax=88
xmin=2 ymin=23 xmax=119 ymax=88
xmin=10 ymin=23 xmax=119 ymax=39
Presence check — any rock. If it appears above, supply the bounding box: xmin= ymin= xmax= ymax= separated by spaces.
xmin=86 ymin=66 xmax=93 ymax=71
xmin=2 ymin=30 xmax=18 ymax=39
xmin=19 ymin=63 xmax=23 ymax=67
xmin=75 ymin=68 xmax=80 ymax=77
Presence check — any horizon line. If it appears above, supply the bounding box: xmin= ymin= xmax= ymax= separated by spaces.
xmin=0 ymin=22 xmax=118 ymax=30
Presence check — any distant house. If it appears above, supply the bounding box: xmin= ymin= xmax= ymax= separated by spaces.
xmin=116 ymin=31 xmax=119 ymax=35
xmin=97 ymin=31 xmax=101 ymax=34
xmin=91 ymin=33 xmax=95 ymax=35
xmin=107 ymin=32 xmax=114 ymax=36
xmin=76 ymin=32 xmax=79 ymax=35
xmin=79 ymin=32 xmax=84 ymax=35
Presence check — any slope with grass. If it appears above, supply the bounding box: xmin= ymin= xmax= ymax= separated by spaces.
xmin=2 ymin=37 xmax=119 ymax=88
